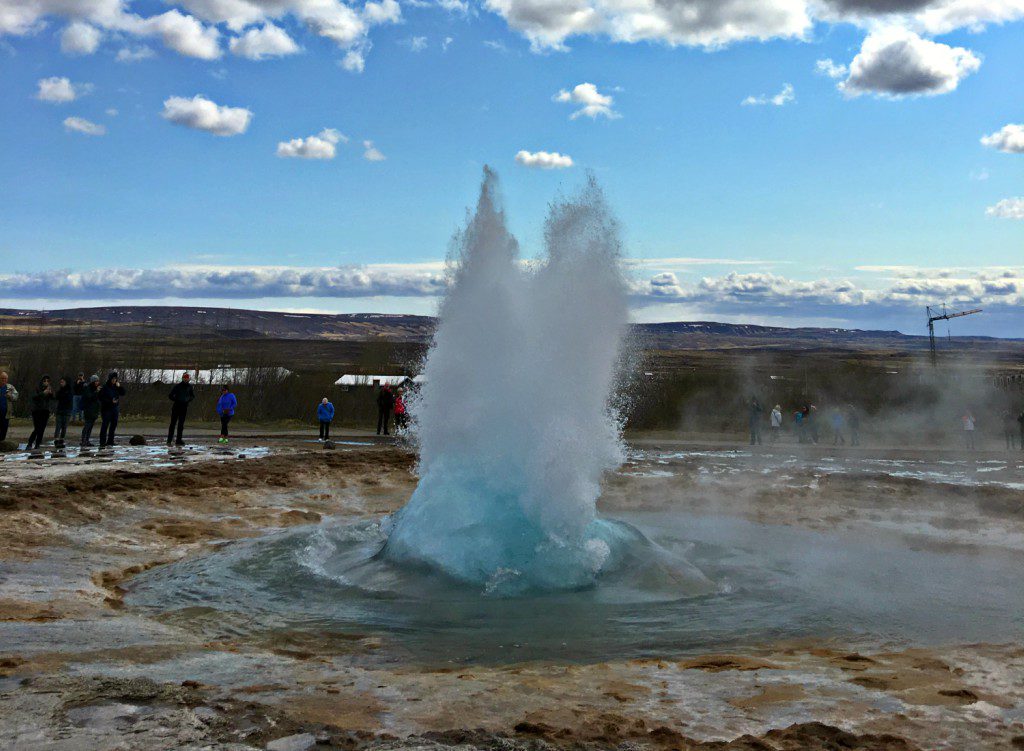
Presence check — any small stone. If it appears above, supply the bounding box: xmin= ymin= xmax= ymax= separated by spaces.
xmin=0 ymin=440 xmax=18 ymax=453
xmin=129 ymin=434 xmax=147 ymax=446
xmin=323 ymin=441 xmax=336 ymax=450
xmin=267 ymin=733 xmax=317 ymax=751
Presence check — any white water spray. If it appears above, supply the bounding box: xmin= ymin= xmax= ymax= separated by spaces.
xmin=382 ymin=168 xmax=634 ymax=592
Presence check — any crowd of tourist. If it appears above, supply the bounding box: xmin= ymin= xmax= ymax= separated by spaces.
xmin=3 ymin=367 xmax=1022 ymax=453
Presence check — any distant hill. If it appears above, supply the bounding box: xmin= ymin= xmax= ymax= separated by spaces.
xmin=0 ymin=305 xmax=1019 ymax=354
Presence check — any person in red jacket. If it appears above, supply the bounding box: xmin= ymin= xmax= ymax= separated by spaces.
xmin=393 ymin=388 xmax=408 ymax=430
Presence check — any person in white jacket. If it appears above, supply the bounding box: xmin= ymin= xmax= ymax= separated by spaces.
xmin=0 ymin=371 xmax=18 ymax=442
xmin=770 ymin=404 xmax=782 ymax=443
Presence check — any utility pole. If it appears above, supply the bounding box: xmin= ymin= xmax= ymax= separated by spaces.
xmin=927 ymin=304 xmax=982 ymax=366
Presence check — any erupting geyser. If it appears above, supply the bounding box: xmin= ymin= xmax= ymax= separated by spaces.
xmin=382 ymin=169 xmax=706 ymax=594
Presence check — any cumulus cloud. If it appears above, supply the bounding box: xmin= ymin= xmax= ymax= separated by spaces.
xmin=404 ymin=35 xmax=427 ymax=51
xmin=515 ymin=149 xmax=574 ymax=168
xmin=115 ymin=45 xmax=155 ymax=62
xmin=0 ymin=1 xmax=402 ymax=68
xmin=60 ymin=22 xmax=101 ymax=54
xmin=63 ymin=116 xmax=106 ymax=136
xmin=138 ymin=9 xmax=221 ymax=59
xmin=981 ymin=123 xmax=1024 ymax=154
xmin=229 ymin=24 xmax=300 ymax=59
xmin=0 ymin=265 xmax=448 ymax=300
xmin=162 ymin=94 xmax=252 ymax=136
xmin=839 ymin=28 xmax=981 ymax=97
xmin=815 ymin=57 xmax=848 ymax=78
xmin=741 ymin=82 xmax=795 ymax=106
xmin=277 ymin=128 xmax=347 ymax=159
xmin=362 ymin=140 xmax=386 ymax=161
xmin=553 ymin=83 xmax=619 ymax=119
xmin=986 ymin=198 xmax=1024 ymax=219
xmin=36 ymin=76 xmax=89 ymax=103
xmin=340 ymin=48 xmax=366 ymax=72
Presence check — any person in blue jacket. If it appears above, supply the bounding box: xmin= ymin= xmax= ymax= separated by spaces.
xmin=216 ymin=385 xmax=237 ymax=444
xmin=317 ymin=397 xmax=335 ymax=441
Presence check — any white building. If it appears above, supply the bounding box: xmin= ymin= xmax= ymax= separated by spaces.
xmin=333 ymin=374 xmax=424 ymax=389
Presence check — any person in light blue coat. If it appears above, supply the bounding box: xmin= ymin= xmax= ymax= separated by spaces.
xmin=317 ymin=397 xmax=335 ymax=441
xmin=216 ymin=385 xmax=237 ymax=444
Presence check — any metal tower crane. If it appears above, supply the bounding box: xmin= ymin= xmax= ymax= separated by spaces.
xmin=927 ymin=304 xmax=982 ymax=365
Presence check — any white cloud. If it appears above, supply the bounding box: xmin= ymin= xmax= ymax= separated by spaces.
xmin=839 ymin=28 xmax=981 ymax=98
xmin=363 ymin=140 xmax=386 ymax=161
xmin=139 ymin=9 xmax=221 ymax=59
xmin=36 ymin=76 xmax=89 ymax=103
xmin=404 ymin=35 xmax=427 ymax=51
xmin=986 ymin=198 xmax=1024 ymax=219
xmin=515 ymin=149 xmax=574 ymax=168
xmin=115 ymin=45 xmax=155 ymax=62
xmin=60 ymin=22 xmax=101 ymax=55
xmin=106 ymin=108 xmax=119 ymax=116
xmin=741 ymin=82 xmax=795 ymax=106
xmin=439 ymin=0 xmax=469 ymax=12
xmin=0 ymin=265 xmax=448 ymax=300
xmin=277 ymin=128 xmax=347 ymax=159
xmin=553 ymin=82 xmax=619 ymax=119
xmin=442 ymin=35 xmax=453 ymax=50
xmin=161 ymin=94 xmax=252 ymax=136
xmin=340 ymin=49 xmax=366 ymax=72
xmin=63 ymin=116 xmax=106 ymax=136
xmin=229 ymin=24 xmax=300 ymax=59
xmin=981 ymin=123 xmax=1024 ymax=154
xmin=815 ymin=57 xmax=848 ymax=79
xmin=485 ymin=0 xmax=812 ymax=51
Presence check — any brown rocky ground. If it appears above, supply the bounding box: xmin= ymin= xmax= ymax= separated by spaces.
xmin=1 ymin=439 xmax=1023 ymax=750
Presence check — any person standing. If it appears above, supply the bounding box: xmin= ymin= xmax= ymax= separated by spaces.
xmin=53 ymin=376 xmax=73 ymax=444
xmin=393 ymin=388 xmax=408 ymax=431
xmin=831 ymin=408 xmax=846 ymax=446
xmin=376 ymin=383 xmax=394 ymax=436
xmin=26 ymin=375 xmax=54 ymax=450
xmin=794 ymin=408 xmax=805 ymax=444
xmin=167 ymin=373 xmax=195 ymax=447
xmin=80 ymin=375 xmax=101 ymax=447
xmin=0 ymin=371 xmax=19 ymax=442
xmin=748 ymin=397 xmax=763 ymax=446
xmin=1018 ymin=408 xmax=1024 ymax=453
xmin=98 ymin=372 xmax=126 ymax=448
xmin=847 ymin=404 xmax=861 ymax=446
xmin=216 ymin=385 xmax=237 ymax=444
xmin=317 ymin=397 xmax=335 ymax=441
xmin=962 ymin=410 xmax=976 ymax=450
xmin=770 ymin=404 xmax=782 ymax=443
xmin=1002 ymin=409 xmax=1017 ymax=450
xmin=71 ymin=373 xmax=85 ymax=424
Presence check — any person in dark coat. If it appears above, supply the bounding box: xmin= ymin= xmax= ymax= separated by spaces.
xmin=167 ymin=372 xmax=195 ymax=447
xmin=71 ymin=373 xmax=85 ymax=423
xmin=53 ymin=376 xmax=73 ymax=443
xmin=26 ymin=375 xmax=54 ymax=450
xmin=376 ymin=384 xmax=394 ymax=436
xmin=98 ymin=372 xmax=126 ymax=448
xmin=80 ymin=375 xmax=101 ymax=447
xmin=748 ymin=397 xmax=764 ymax=446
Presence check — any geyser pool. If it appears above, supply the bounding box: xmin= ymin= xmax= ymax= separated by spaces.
xmin=379 ymin=169 xmax=667 ymax=594
xmin=125 ymin=508 xmax=1024 ymax=664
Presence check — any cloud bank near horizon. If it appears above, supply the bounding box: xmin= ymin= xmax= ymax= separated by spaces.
xmin=2 ymin=264 xmax=1021 ymax=334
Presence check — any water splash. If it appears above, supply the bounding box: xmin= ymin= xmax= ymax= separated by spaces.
xmin=381 ymin=168 xmax=674 ymax=593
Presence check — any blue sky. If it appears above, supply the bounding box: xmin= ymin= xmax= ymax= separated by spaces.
xmin=0 ymin=0 xmax=1022 ymax=335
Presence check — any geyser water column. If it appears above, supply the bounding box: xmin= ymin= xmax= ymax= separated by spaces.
xmin=382 ymin=168 xmax=633 ymax=593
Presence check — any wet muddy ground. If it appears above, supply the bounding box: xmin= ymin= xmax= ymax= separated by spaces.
xmin=1 ymin=439 xmax=1023 ymax=750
